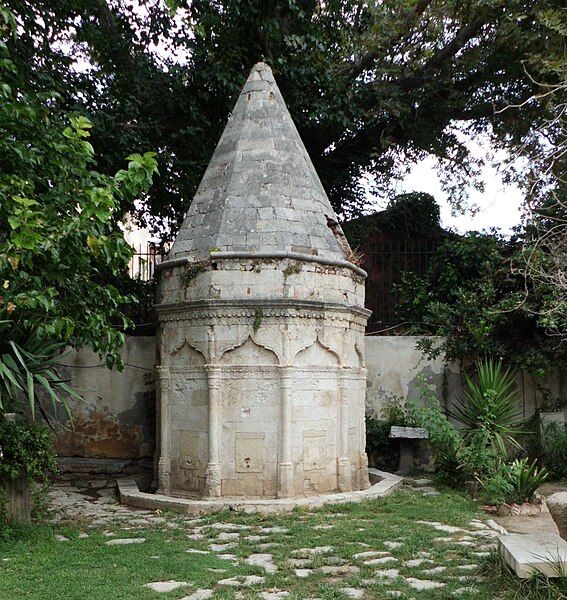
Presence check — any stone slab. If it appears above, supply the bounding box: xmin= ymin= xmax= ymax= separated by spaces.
xmin=389 ymin=426 xmax=429 ymax=439
xmin=498 ymin=533 xmax=567 ymax=578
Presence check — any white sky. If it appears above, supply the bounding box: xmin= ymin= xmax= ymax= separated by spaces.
xmin=394 ymin=157 xmax=524 ymax=235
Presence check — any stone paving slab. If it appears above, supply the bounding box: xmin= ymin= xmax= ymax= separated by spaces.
xmin=498 ymin=533 xmax=567 ymax=578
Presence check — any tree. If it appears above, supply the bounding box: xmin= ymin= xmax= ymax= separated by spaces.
xmin=396 ymin=232 xmax=567 ymax=376
xmin=2 ymin=0 xmax=565 ymax=238
xmin=0 ymin=7 xmax=158 ymax=417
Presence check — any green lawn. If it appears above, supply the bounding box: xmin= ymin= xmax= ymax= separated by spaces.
xmin=0 ymin=489 xmax=565 ymax=599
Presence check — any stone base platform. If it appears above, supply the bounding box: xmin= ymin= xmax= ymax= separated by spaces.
xmin=118 ymin=469 xmax=402 ymax=515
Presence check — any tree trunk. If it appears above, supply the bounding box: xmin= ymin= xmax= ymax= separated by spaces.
xmin=5 ymin=475 xmax=31 ymax=525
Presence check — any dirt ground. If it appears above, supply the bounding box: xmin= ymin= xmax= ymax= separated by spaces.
xmin=490 ymin=481 xmax=567 ymax=536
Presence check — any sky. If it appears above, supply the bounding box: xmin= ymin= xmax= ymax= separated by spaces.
xmin=393 ymin=156 xmax=524 ymax=235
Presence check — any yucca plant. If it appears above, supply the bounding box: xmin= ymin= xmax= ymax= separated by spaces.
xmin=507 ymin=458 xmax=549 ymax=503
xmin=451 ymin=358 xmax=525 ymax=455
xmin=0 ymin=319 xmax=80 ymax=424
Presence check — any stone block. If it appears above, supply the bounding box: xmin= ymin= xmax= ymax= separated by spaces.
xmin=498 ymin=533 xmax=567 ymax=578
xmin=546 ymin=493 xmax=567 ymax=539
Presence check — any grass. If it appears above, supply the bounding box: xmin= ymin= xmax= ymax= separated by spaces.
xmin=0 ymin=488 xmax=566 ymax=599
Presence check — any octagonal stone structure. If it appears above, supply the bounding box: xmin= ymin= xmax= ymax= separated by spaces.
xmin=155 ymin=63 xmax=371 ymax=499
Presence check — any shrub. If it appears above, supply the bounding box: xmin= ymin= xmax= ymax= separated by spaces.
xmin=0 ymin=417 xmax=57 ymax=483
xmin=541 ymin=421 xmax=567 ymax=480
xmin=480 ymin=466 xmax=515 ymax=506
xmin=407 ymin=380 xmax=463 ymax=481
xmin=366 ymin=395 xmax=413 ymax=472
xmin=506 ymin=458 xmax=549 ymax=503
xmin=451 ymin=358 xmax=525 ymax=454
xmin=0 ymin=416 xmax=57 ymax=523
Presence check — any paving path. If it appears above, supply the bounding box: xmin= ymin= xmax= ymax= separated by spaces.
xmin=46 ymin=475 xmax=503 ymax=599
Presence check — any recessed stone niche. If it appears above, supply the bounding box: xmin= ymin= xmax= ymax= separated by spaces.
xmin=154 ymin=62 xmax=371 ymax=499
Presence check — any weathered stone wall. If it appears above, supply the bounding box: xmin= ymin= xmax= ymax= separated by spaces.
xmin=54 ymin=335 xmax=565 ymax=463
xmin=365 ymin=336 xmax=566 ymax=421
xmin=54 ymin=337 xmax=156 ymax=461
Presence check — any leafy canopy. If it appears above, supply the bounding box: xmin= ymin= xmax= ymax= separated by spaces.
xmin=0 ymin=4 xmax=158 ymax=388
xmin=3 ymin=0 xmax=565 ymax=237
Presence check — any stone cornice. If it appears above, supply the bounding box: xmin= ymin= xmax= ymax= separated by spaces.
xmin=155 ymin=298 xmax=371 ymax=320
xmin=155 ymin=251 xmax=367 ymax=279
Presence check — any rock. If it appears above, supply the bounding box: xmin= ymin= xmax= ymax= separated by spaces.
xmin=389 ymin=426 xmax=429 ymax=439
xmin=294 ymin=546 xmax=333 ymax=555
xmin=319 ymin=565 xmax=360 ymax=575
xmin=294 ymin=569 xmax=313 ymax=578
xmin=288 ymin=558 xmax=312 ymax=567
xmin=106 ymin=537 xmax=145 ymax=545
xmin=485 ymin=519 xmax=507 ymax=534
xmin=453 ymin=588 xmax=479 ymax=596
xmin=55 ymin=535 xmax=70 ymax=542
xmin=210 ymin=543 xmax=235 ymax=551
xmin=144 ymin=581 xmax=189 ymax=592
xmin=413 ymin=478 xmax=433 ymax=486
xmin=364 ymin=556 xmax=396 ymax=566
xmin=406 ymin=578 xmax=445 ymax=590
xmin=245 ymin=553 xmax=278 ymax=573
xmin=218 ymin=553 xmax=237 ymax=561
xmin=218 ymin=575 xmax=265 ymax=587
xmin=457 ymin=564 xmax=479 ymax=571
xmin=218 ymin=532 xmax=240 ymax=541
xmin=403 ymin=558 xmax=432 ymax=567
xmin=186 ymin=549 xmax=209 ymax=554
xmin=260 ymin=526 xmax=289 ymax=534
xmin=340 ymin=588 xmax=364 ymax=599
xmin=546 ymin=493 xmax=567 ymax=540
xmin=422 ymin=566 xmax=446 ymax=575
xmin=180 ymin=591 xmax=213 ymax=600
xmin=259 ymin=592 xmax=290 ymax=599
xmin=353 ymin=550 xmax=389 ymax=559
xmin=373 ymin=569 xmax=400 ymax=580
xmin=383 ymin=541 xmax=403 ymax=550
xmin=210 ymin=522 xmax=251 ymax=531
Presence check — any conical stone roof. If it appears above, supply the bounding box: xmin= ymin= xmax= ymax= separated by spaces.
xmin=169 ymin=63 xmax=351 ymax=264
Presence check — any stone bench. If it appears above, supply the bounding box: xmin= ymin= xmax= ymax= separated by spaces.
xmin=389 ymin=426 xmax=429 ymax=475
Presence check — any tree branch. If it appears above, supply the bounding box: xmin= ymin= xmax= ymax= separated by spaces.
xmin=347 ymin=0 xmax=433 ymax=79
